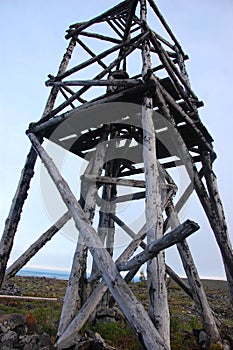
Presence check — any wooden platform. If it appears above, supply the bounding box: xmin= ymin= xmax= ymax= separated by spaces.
xmin=39 ymin=77 xmax=213 ymax=169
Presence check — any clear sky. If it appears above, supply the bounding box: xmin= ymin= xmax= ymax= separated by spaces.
xmin=0 ymin=0 xmax=233 ymax=278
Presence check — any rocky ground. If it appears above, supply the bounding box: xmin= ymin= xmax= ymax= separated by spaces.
xmin=0 ymin=276 xmax=232 ymax=349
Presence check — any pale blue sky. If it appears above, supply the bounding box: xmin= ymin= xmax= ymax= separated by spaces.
xmin=0 ymin=0 xmax=233 ymax=277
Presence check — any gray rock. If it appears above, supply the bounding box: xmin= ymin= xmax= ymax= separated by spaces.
xmin=0 ymin=314 xmax=54 ymax=349
xmin=1 ymin=330 xmax=18 ymax=343
xmin=1 ymin=282 xmax=21 ymax=296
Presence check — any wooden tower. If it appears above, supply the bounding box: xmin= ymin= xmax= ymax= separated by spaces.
xmin=1 ymin=1 xmax=233 ymax=349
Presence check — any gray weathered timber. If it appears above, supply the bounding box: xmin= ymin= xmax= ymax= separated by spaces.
xmin=0 ymin=40 xmax=76 ymax=288
xmin=152 ymin=74 xmax=233 ymax=311
xmin=118 ymin=220 xmax=199 ymax=271
xmin=4 ymin=211 xmax=71 ymax=282
xmin=41 ymin=31 xmax=149 ymax=122
xmin=58 ymin=133 xmax=107 ymax=338
xmin=0 ymin=149 xmax=37 ymax=288
xmin=140 ymin=0 xmax=170 ymax=346
xmin=152 ymin=76 xmax=221 ymax=342
xmin=166 ymin=205 xmax=221 ymax=341
xmin=82 ymin=174 xmax=145 ymax=188
xmin=46 ymin=79 xmax=142 ymax=87
xmin=150 ymin=74 xmax=214 ymax=154
xmin=147 ymin=0 xmax=183 ymax=54
xmin=57 ymin=281 xmax=109 ymax=349
xmin=57 ymin=222 xmax=148 ymax=349
xmin=29 ymin=133 xmax=169 ymax=350
xmin=194 ymin=160 xmax=233 ymax=308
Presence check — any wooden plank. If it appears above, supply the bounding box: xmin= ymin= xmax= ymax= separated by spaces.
xmin=0 ymin=295 xmax=58 ymax=301
xmin=118 ymin=220 xmax=199 ymax=271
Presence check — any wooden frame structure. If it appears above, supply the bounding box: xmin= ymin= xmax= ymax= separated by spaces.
xmin=1 ymin=0 xmax=233 ymax=348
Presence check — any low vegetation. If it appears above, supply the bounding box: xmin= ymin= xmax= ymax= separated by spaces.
xmin=0 ymin=276 xmax=232 ymax=349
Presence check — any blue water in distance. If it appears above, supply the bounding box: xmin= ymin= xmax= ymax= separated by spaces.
xmin=16 ymin=268 xmax=140 ymax=282
xmin=17 ymin=268 xmax=70 ymax=280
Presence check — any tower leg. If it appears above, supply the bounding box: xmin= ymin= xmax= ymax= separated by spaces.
xmin=140 ymin=0 xmax=170 ymax=346
xmin=58 ymin=129 xmax=108 ymax=337
xmin=0 ymin=39 xmax=76 ymax=288
xmin=0 ymin=149 xmax=37 ymax=287
xmin=166 ymin=204 xmax=220 ymax=342
xmin=194 ymin=157 xmax=233 ymax=308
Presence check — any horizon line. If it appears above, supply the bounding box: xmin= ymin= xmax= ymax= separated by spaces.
xmin=21 ymin=265 xmax=227 ymax=281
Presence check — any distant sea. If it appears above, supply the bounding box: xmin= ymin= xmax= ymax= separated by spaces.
xmin=17 ymin=268 xmax=70 ymax=280
xmin=16 ymin=268 xmax=141 ymax=282
xmin=16 ymin=268 xmax=225 ymax=283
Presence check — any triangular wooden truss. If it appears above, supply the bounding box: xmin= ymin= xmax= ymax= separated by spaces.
xmin=1 ymin=0 xmax=233 ymax=349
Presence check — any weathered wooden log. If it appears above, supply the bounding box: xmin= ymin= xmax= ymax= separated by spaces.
xmin=58 ymin=222 xmax=148 ymax=349
xmin=58 ymin=131 xmax=108 ymax=337
xmin=28 ymin=132 xmax=169 ymax=350
xmin=82 ymin=174 xmax=146 ymax=188
xmin=57 ymin=281 xmax=109 ymax=349
xmin=132 ymin=54 xmax=189 ymax=79
xmin=149 ymin=31 xmax=198 ymax=101
xmin=4 ymin=211 xmax=71 ymax=282
xmin=59 ymin=87 xmax=76 ymax=108
xmin=110 ymin=213 xmax=146 ymax=249
xmin=76 ymin=37 xmax=107 ymax=70
xmin=46 ymin=79 xmax=142 ymax=87
xmin=118 ymin=220 xmax=199 ymax=271
xmin=0 ymin=149 xmax=37 ymax=288
xmin=165 ymin=264 xmax=193 ymax=299
xmin=151 ymin=80 xmax=221 ymax=340
xmin=166 ymin=204 xmax=221 ymax=342
xmin=0 ymin=40 xmax=76 ymax=288
xmin=147 ymin=0 xmax=184 ymax=55
xmin=58 ymin=248 xmax=143 ymax=347
xmin=38 ymin=32 xmax=150 ymax=125
xmin=50 ymin=32 xmax=145 ymax=83
xmin=66 ymin=0 xmax=130 ymax=39
xmin=149 ymin=76 xmax=232 ymax=313
xmin=79 ymin=31 xmax=121 ymax=44
xmin=28 ymin=79 xmax=153 ymax=135
xmin=140 ymin=0 xmax=170 ymax=346
xmin=110 ymin=191 xmax=146 ymax=204
xmin=150 ymin=74 xmax=214 ymax=154
xmin=195 ymin=152 xmax=233 ymax=308
xmin=107 ymin=19 xmax=123 ymax=38
xmin=174 ymin=45 xmax=191 ymax=90
xmin=117 ymin=0 xmax=139 ymax=61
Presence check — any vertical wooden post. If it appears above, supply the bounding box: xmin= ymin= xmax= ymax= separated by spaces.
xmin=0 ymin=39 xmax=76 ymax=288
xmin=58 ymin=129 xmax=108 ymax=337
xmin=140 ymin=0 xmax=170 ymax=346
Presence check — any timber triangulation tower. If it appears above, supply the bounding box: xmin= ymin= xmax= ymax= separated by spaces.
xmin=1 ymin=1 xmax=233 ymax=349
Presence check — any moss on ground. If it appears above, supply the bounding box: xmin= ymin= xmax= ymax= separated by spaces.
xmin=0 ymin=276 xmax=232 ymax=349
